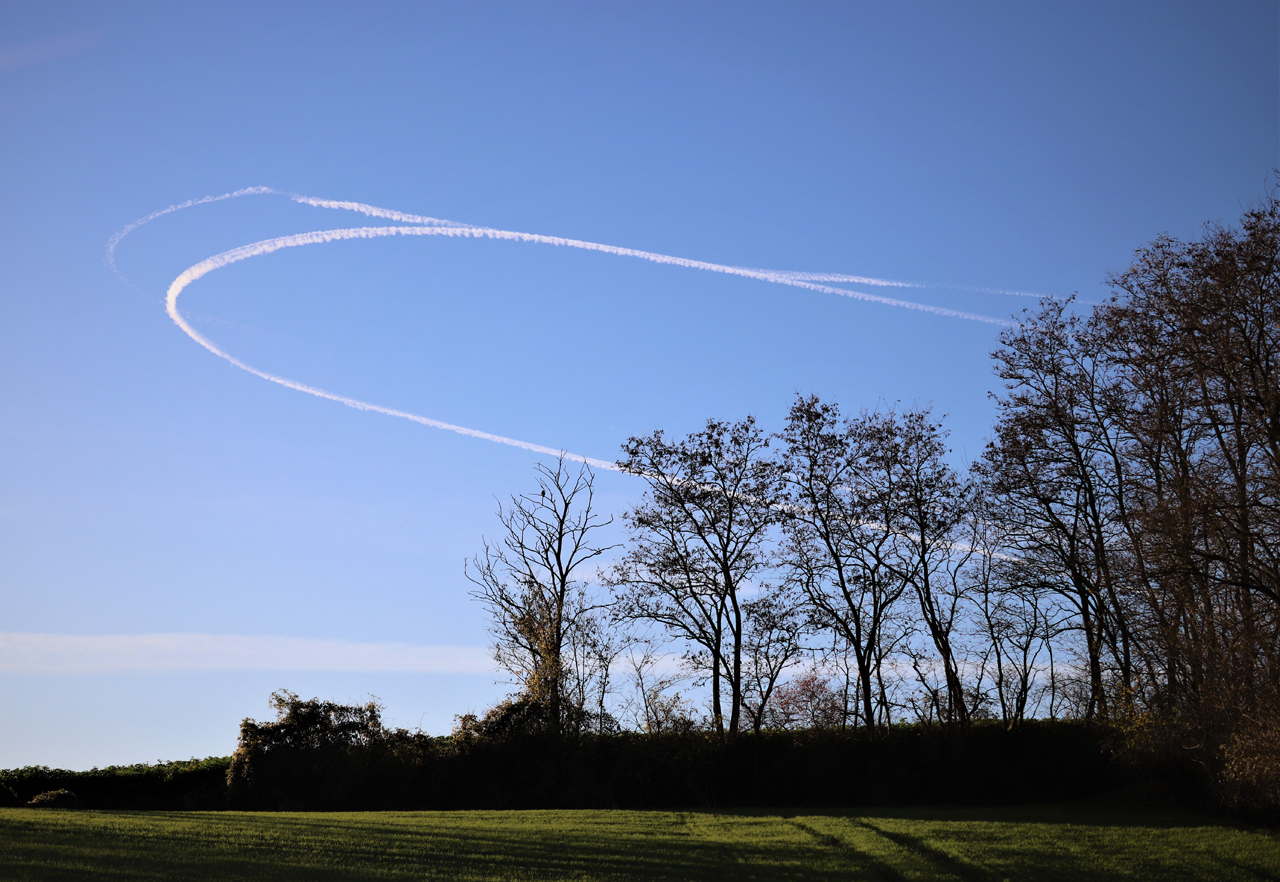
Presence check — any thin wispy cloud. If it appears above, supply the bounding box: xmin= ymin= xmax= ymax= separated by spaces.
xmin=0 ymin=30 xmax=104 ymax=74
xmin=0 ymin=633 xmax=494 ymax=674
xmin=107 ymin=188 xmax=1034 ymax=470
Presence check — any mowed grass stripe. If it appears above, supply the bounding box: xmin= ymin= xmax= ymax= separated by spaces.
xmin=0 ymin=809 xmax=863 ymax=882
xmin=681 ymin=811 xmax=871 ymax=880
xmin=782 ymin=817 xmax=909 ymax=881
xmin=853 ymin=819 xmax=988 ymax=881
xmin=837 ymin=807 xmax=1280 ymax=882
xmin=0 ymin=804 xmax=1277 ymax=881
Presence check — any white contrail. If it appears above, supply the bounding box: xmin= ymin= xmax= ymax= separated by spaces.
xmin=164 ymin=227 xmax=622 ymax=471
xmin=107 ymin=187 xmax=461 ymax=279
xmin=162 ymin=225 xmax=1007 ymax=462
xmin=166 ymin=220 xmax=1011 ymax=325
xmin=945 ymin=283 xmax=1061 ymax=299
xmin=106 ymin=186 xmax=276 ymax=278
xmin=287 ymin=194 xmax=467 ymax=228
xmin=747 ymin=260 xmax=1063 ymax=299
xmin=110 ymin=187 xmax=1040 ymax=309
xmin=761 ymin=270 xmax=925 ymax=288
xmin=111 ymin=187 xmax=1030 ymax=470
xmin=761 ymin=271 xmax=1059 ymax=300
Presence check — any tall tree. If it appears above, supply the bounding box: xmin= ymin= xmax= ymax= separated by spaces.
xmin=1098 ymin=194 xmax=1280 ymax=795
xmin=882 ymin=409 xmax=977 ymax=725
xmin=778 ymin=395 xmax=907 ymax=731
xmin=740 ymin=586 xmax=808 ymax=735
xmin=466 ymin=456 xmax=615 ymax=734
xmin=981 ymin=299 xmax=1137 ymax=719
xmin=963 ymin=495 xmax=1062 ymax=727
xmin=983 ymin=189 xmax=1280 ymax=811
xmin=611 ymin=416 xmax=781 ymax=735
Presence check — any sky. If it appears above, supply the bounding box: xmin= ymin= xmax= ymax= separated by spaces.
xmin=0 ymin=0 xmax=1276 ymax=769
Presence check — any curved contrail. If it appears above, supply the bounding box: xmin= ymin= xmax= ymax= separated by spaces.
xmin=111 ymin=188 xmax=1021 ymax=468
xmin=106 ymin=187 xmax=276 ymax=278
xmin=163 ymin=226 xmax=623 ymax=471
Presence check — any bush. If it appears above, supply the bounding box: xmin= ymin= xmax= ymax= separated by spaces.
xmin=246 ymin=716 xmax=1120 ymax=811
xmin=0 ymin=759 xmax=230 ymax=810
xmin=28 ymin=789 xmax=78 ymax=808
xmin=0 ymin=698 xmax=1126 ymax=814
xmin=227 ymin=690 xmax=439 ymax=811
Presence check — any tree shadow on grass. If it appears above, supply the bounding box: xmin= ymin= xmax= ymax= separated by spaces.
xmin=3 ymin=806 xmax=1277 ymax=882
xmin=0 ymin=809 xmax=892 ymax=882
xmin=741 ymin=803 xmax=1279 ymax=882
xmin=761 ymin=799 xmax=1252 ymax=829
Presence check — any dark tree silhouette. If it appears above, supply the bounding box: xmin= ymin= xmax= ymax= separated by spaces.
xmin=611 ymin=416 xmax=781 ymax=736
xmin=467 ymin=455 xmax=615 ymax=734
xmin=778 ymin=396 xmax=909 ymax=731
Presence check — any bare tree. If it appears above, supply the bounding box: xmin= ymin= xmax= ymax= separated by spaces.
xmin=466 ymin=455 xmax=615 ymax=734
xmin=610 ymin=416 xmax=781 ymax=736
xmin=619 ymin=642 xmax=698 ymax=734
xmin=740 ymin=586 xmax=809 ymax=734
xmin=563 ymin=607 xmax=625 ymax=734
xmin=816 ymin=631 xmax=864 ymax=730
xmin=1098 ymin=194 xmax=1280 ymax=808
xmin=964 ymin=504 xmax=1060 ymax=727
xmin=976 ymin=189 xmax=1280 ymax=811
xmin=870 ymin=408 xmax=977 ymax=726
xmin=778 ymin=395 xmax=909 ymax=731
xmin=981 ymin=299 xmax=1137 ymax=720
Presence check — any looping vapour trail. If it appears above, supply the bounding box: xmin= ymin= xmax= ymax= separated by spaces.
xmin=163 ymin=226 xmax=623 ymax=471
xmin=110 ymin=187 xmax=1025 ymax=471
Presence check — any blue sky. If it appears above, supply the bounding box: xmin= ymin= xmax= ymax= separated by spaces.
xmin=1 ymin=0 xmax=1275 ymax=768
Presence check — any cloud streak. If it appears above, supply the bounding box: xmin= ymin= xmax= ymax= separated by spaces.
xmin=0 ymin=633 xmax=494 ymax=674
xmin=163 ymin=226 xmax=624 ymax=470
xmin=111 ymin=188 xmax=1029 ymax=467
xmin=106 ymin=186 xmax=276 ymax=279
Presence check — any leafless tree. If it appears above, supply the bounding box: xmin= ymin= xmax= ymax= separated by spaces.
xmin=778 ymin=395 xmax=909 ymax=731
xmin=466 ymin=455 xmax=616 ymax=734
xmin=740 ymin=586 xmax=809 ymax=734
xmin=981 ymin=299 xmax=1137 ymax=719
xmin=877 ymin=409 xmax=977 ymax=725
xmin=619 ymin=642 xmax=697 ymax=734
xmin=1098 ymin=193 xmax=1280 ymax=807
xmin=610 ymin=416 xmax=781 ymax=736
xmin=963 ymin=506 xmax=1060 ymax=727
xmin=979 ymin=189 xmax=1280 ymax=811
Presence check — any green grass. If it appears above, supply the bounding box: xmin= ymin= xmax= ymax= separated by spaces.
xmin=0 ymin=802 xmax=1276 ymax=881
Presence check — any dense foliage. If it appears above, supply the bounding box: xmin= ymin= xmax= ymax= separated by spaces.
xmin=3 ymin=693 xmax=1127 ymax=812
xmin=0 ymin=757 xmax=229 ymax=810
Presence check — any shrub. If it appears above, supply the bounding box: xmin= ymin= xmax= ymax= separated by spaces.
xmin=227 ymin=690 xmax=438 ymax=811
xmin=28 ymin=789 xmax=78 ymax=808
xmin=1222 ymin=701 xmax=1280 ymax=822
xmin=0 ymin=759 xmax=230 ymax=810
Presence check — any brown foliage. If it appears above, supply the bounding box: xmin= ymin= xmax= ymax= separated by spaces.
xmin=27 ymin=789 xmax=78 ymax=808
xmin=986 ymin=188 xmax=1280 ymax=814
xmin=765 ymin=671 xmax=845 ymax=730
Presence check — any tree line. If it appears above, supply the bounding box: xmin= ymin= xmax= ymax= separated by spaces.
xmin=467 ymin=193 xmax=1280 ymax=815
xmin=9 ymin=191 xmax=1272 ymax=818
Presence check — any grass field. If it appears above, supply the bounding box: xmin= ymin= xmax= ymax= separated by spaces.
xmin=0 ymin=802 xmax=1276 ymax=881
